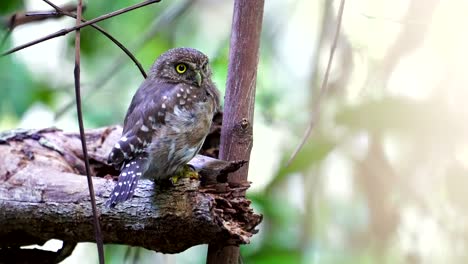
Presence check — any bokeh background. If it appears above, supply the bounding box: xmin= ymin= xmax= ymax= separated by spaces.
xmin=1 ymin=0 xmax=468 ymax=263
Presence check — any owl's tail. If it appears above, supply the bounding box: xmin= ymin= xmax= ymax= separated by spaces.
xmin=106 ymin=156 xmax=148 ymax=208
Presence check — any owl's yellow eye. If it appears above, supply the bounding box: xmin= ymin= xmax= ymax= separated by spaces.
xmin=175 ymin=63 xmax=187 ymax=74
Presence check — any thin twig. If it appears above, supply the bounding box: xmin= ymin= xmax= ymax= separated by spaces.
xmin=73 ymin=1 xmax=104 ymax=263
xmin=0 ymin=4 xmax=78 ymax=49
xmin=24 ymin=11 xmax=61 ymax=16
xmin=285 ymin=0 xmax=346 ymax=166
xmin=0 ymin=4 xmax=79 ymax=30
xmin=54 ymin=0 xmax=194 ymax=121
xmin=1 ymin=0 xmax=162 ymax=56
xmin=42 ymin=0 xmax=146 ymax=78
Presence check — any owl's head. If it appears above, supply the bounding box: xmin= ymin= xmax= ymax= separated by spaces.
xmin=149 ymin=47 xmax=212 ymax=87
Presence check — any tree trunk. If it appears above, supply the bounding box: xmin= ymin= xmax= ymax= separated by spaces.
xmin=207 ymin=0 xmax=265 ymax=263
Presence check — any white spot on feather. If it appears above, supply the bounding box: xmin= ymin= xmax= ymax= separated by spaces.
xmin=140 ymin=125 xmax=149 ymax=132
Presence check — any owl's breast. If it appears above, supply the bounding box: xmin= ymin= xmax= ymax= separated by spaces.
xmin=144 ymin=97 xmax=215 ymax=179
xmin=170 ymin=98 xmax=214 ymax=132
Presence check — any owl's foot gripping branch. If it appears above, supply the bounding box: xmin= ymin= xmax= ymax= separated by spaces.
xmin=0 ymin=126 xmax=262 ymax=261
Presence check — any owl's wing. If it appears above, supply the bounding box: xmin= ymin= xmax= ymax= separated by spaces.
xmin=107 ymin=79 xmax=194 ymax=167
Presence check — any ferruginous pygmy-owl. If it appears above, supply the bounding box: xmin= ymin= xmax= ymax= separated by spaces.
xmin=106 ymin=47 xmax=220 ymax=207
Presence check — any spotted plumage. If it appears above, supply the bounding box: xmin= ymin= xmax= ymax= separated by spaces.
xmin=106 ymin=47 xmax=220 ymax=207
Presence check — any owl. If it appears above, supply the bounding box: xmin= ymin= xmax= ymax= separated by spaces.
xmin=106 ymin=47 xmax=220 ymax=207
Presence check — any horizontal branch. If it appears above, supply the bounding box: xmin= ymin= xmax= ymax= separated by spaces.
xmin=0 ymin=4 xmax=80 ymax=30
xmin=0 ymin=126 xmax=261 ymax=253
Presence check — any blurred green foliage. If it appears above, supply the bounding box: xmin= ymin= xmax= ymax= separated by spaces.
xmin=0 ymin=0 xmax=22 ymax=15
xmin=0 ymin=32 xmax=55 ymax=122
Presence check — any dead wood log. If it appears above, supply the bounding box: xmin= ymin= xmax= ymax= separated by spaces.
xmin=0 ymin=126 xmax=261 ymax=255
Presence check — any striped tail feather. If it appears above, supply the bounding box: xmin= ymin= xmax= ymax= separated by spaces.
xmin=107 ymin=134 xmax=148 ymax=168
xmin=106 ymin=156 xmax=148 ymax=208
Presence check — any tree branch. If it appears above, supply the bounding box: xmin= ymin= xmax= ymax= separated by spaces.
xmin=0 ymin=4 xmax=81 ymax=49
xmin=0 ymin=126 xmax=261 ymax=255
xmin=0 ymin=4 xmax=80 ymax=30
xmin=208 ymin=0 xmax=265 ymax=263
xmin=1 ymin=0 xmax=162 ymax=56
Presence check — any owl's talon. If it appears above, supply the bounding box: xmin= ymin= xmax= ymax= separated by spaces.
xmin=170 ymin=165 xmax=199 ymax=184
xmin=183 ymin=164 xmax=199 ymax=180
xmin=186 ymin=169 xmax=199 ymax=180
xmin=169 ymin=174 xmax=180 ymax=185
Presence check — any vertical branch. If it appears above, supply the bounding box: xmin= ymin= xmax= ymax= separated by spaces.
xmin=219 ymin=0 xmax=264 ymax=182
xmin=73 ymin=1 xmax=104 ymax=263
xmin=206 ymin=0 xmax=265 ymax=263
xmin=286 ymin=0 xmax=346 ymax=165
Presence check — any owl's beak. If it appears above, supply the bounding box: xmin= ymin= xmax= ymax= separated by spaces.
xmin=195 ymin=71 xmax=202 ymax=86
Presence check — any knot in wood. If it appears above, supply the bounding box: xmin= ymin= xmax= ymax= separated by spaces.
xmin=240 ymin=118 xmax=249 ymax=130
xmin=231 ymin=118 xmax=252 ymax=142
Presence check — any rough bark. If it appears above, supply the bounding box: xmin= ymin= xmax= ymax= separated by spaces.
xmin=207 ymin=0 xmax=265 ymax=263
xmin=0 ymin=126 xmax=261 ymax=258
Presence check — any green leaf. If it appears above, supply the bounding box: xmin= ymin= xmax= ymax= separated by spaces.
xmin=0 ymin=0 xmax=23 ymax=15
